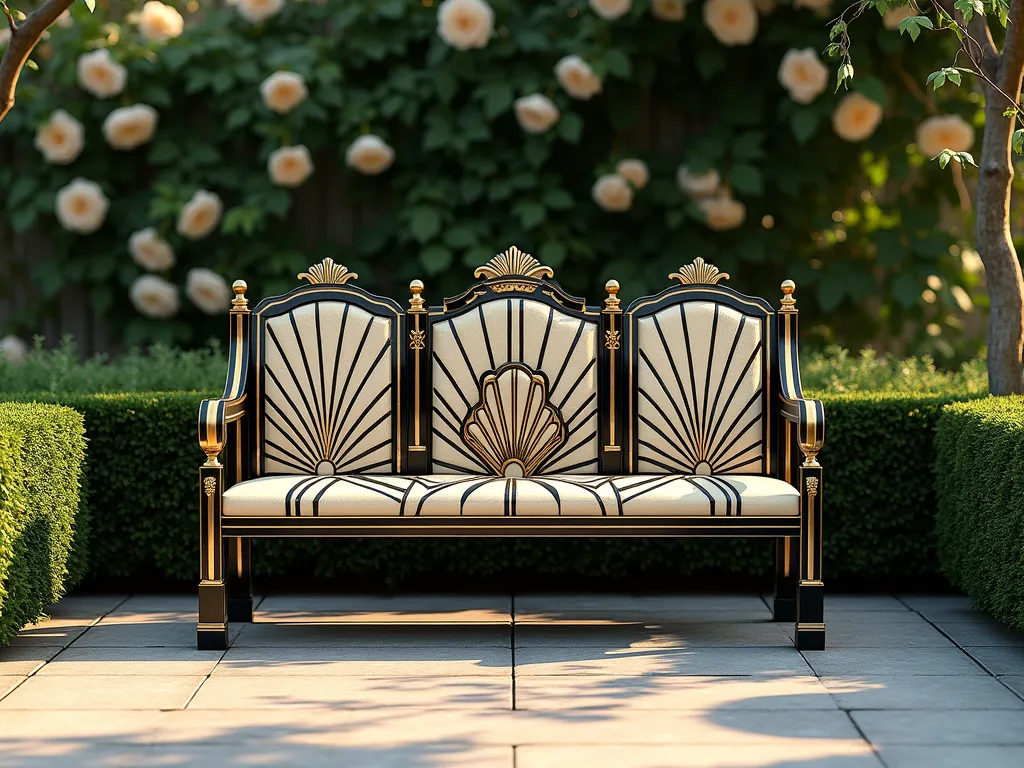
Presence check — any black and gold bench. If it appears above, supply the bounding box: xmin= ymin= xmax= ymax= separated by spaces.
xmin=197 ymin=247 xmax=825 ymax=650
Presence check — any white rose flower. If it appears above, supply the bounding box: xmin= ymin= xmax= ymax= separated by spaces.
xmin=513 ymin=94 xmax=560 ymax=134
xmin=590 ymin=0 xmax=632 ymax=20
xmin=699 ymin=195 xmax=746 ymax=231
xmin=138 ymin=1 xmax=184 ymax=42
xmin=177 ymin=190 xmax=223 ymax=240
xmin=186 ymin=268 xmax=232 ymax=315
xmin=555 ymin=55 xmax=603 ymax=101
xmin=592 ymin=174 xmax=633 ymax=212
xmin=55 ymin=178 xmax=109 ymax=234
xmin=883 ymin=5 xmax=915 ymax=30
xmin=703 ymin=0 xmax=757 ymax=46
xmin=793 ymin=0 xmax=831 ymax=11
xmin=615 ymin=158 xmax=649 ymax=190
xmin=752 ymin=0 xmax=776 ymax=12
xmin=102 ymin=104 xmax=159 ymax=150
xmin=916 ymin=115 xmax=975 ymax=159
xmin=676 ymin=166 xmax=721 ymax=198
xmin=260 ymin=71 xmax=308 ymax=114
xmin=0 ymin=335 xmax=28 ymax=365
xmin=345 ymin=134 xmax=396 ymax=175
xmin=777 ymin=48 xmax=829 ymax=105
xmin=237 ymin=0 xmax=284 ymax=23
xmin=130 ymin=275 xmax=180 ymax=319
xmin=34 ymin=110 xmax=84 ymax=165
xmin=652 ymin=0 xmax=686 ymax=20
xmin=436 ymin=0 xmax=494 ymax=50
xmin=832 ymin=92 xmax=884 ymax=142
xmin=268 ymin=144 xmax=314 ymax=187
xmin=76 ymin=49 xmax=128 ymax=99
xmin=128 ymin=228 xmax=175 ymax=272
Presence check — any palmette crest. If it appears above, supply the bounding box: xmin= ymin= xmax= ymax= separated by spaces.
xmin=462 ymin=363 xmax=566 ymax=477
xmin=474 ymin=246 xmax=555 ymax=280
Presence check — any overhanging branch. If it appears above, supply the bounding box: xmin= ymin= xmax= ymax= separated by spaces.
xmin=0 ymin=0 xmax=77 ymax=124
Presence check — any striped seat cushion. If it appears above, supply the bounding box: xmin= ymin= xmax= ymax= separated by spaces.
xmin=222 ymin=474 xmax=798 ymax=517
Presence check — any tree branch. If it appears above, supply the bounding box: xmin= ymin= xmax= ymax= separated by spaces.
xmin=0 ymin=0 xmax=77 ymax=124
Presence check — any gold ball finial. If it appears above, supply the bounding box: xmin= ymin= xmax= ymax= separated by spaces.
xmin=780 ymin=280 xmax=797 ymax=312
xmin=603 ymin=279 xmax=621 ymax=313
xmin=409 ymin=279 xmax=426 ymax=313
xmin=232 ymin=279 xmax=247 ymax=297
xmin=231 ymin=279 xmax=248 ymax=310
xmin=781 ymin=279 xmax=795 ymax=296
xmin=605 ymin=279 xmax=619 ymax=296
xmin=410 ymin=279 xmax=424 ymax=295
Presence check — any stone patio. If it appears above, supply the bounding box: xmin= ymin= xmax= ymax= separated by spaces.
xmin=1 ymin=593 xmax=1022 ymax=767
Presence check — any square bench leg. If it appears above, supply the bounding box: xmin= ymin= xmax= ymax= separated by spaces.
xmin=772 ymin=536 xmax=797 ymax=622
xmin=794 ymin=464 xmax=825 ymax=650
xmin=198 ymin=463 xmax=229 ymax=650
xmin=226 ymin=536 xmax=254 ymax=623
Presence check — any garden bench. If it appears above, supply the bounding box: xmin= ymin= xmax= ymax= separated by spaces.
xmin=197 ymin=247 xmax=826 ymax=650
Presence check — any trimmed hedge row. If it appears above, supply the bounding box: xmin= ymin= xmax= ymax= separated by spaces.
xmin=9 ymin=390 xmax=971 ymax=590
xmin=936 ymin=397 xmax=1024 ymax=632
xmin=0 ymin=403 xmax=87 ymax=645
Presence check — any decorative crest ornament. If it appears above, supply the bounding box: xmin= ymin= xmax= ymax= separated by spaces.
xmin=805 ymin=476 xmax=819 ymax=498
xmin=474 ymin=246 xmax=555 ymax=281
xmin=204 ymin=477 xmax=217 ymax=497
xmin=298 ymin=258 xmax=358 ymax=285
xmin=669 ymin=257 xmax=730 ymax=286
xmin=605 ymin=330 xmax=621 ymax=350
xmin=409 ymin=330 xmax=426 ymax=350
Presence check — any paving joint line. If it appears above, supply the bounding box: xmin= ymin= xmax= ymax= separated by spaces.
xmin=510 ymin=593 xmax=517 ymax=711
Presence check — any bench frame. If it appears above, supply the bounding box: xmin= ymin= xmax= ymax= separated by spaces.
xmin=198 ymin=250 xmax=825 ymax=651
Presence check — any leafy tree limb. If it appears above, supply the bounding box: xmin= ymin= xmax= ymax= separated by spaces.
xmin=0 ymin=0 xmax=78 ymax=123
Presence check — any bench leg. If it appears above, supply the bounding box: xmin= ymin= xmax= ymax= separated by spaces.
xmin=772 ymin=537 xmax=797 ymax=622
xmin=794 ymin=464 xmax=825 ymax=650
xmin=198 ymin=464 xmax=229 ymax=650
xmin=226 ymin=537 xmax=254 ymax=623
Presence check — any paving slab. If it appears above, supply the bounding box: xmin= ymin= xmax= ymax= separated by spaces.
xmin=216 ymin=645 xmax=511 ymax=676
xmin=34 ymin=646 xmax=223 ymax=676
xmin=234 ymin=622 xmax=510 ymax=648
xmin=785 ymin=620 xmax=950 ymax=649
xmin=0 ymin=674 xmax=204 ymax=710
xmin=75 ymin=614 xmax=244 ymax=647
xmin=0 ymin=646 xmax=62 ymax=676
xmin=999 ymin=676 xmax=1024 ymax=698
xmin=819 ymin=610 xmax=931 ymax=625
xmin=514 ymin=594 xmax=771 ymax=624
xmin=896 ymin=594 xmax=974 ymax=612
xmin=0 ymin=709 xmax=163 ymax=743
xmin=515 ymin=674 xmax=837 ymax=711
xmin=258 ymin=594 xmax=511 ymax=623
xmin=189 ymin=675 xmax=511 ymax=710
xmin=515 ymin=621 xmax=792 ymax=649
xmin=0 ymin=675 xmax=24 ymax=699
xmin=935 ymin=621 xmax=1024 ymax=647
xmin=964 ymin=645 xmax=1024 ymax=675
xmin=821 ymin=674 xmax=1024 ymax=710
xmin=823 ymin=596 xmax=910 ymax=612
xmin=802 ymin=648 xmax=986 ymax=677
xmin=517 ymin=743 xmax=883 ymax=768
xmin=8 ymin=618 xmax=93 ymax=648
xmin=43 ymin=594 xmax=128 ymax=619
xmin=851 ymin=709 xmax=1024 ymax=745
xmin=108 ymin=595 xmax=200 ymax=614
xmin=879 ymin=746 xmax=1024 ymax=768
xmin=515 ymin=646 xmax=813 ymax=676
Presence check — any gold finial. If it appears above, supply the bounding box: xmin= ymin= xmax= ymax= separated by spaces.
xmin=231 ymin=280 xmax=248 ymax=310
xmin=409 ymin=279 xmax=426 ymax=314
xmin=475 ymin=246 xmax=554 ymax=280
xmin=780 ymin=279 xmax=797 ymax=313
xmin=669 ymin=257 xmax=730 ymax=286
xmin=603 ymin=279 xmax=621 ymax=313
xmin=298 ymin=258 xmax=358 ymax=285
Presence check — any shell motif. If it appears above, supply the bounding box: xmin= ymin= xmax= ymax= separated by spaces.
xmin=474 ymin=246 xmax=555 ymax=281
xmin=462 ymin=363 xmax=566 ymax=477
xmin=669 ymin=257 xmax=730 ymax=286
xmin=297 ymin=258 xmax=358 ymax=285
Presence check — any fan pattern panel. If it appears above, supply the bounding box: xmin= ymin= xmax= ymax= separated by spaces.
xmin=260 ymin=301 xmax=394 ymax=475
xmin=431 ymin=298 xmax=599 ymax=474
xmin=636 ymin=300 xmax=765 ymax=475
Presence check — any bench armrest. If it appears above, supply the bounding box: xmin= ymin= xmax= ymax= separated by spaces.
xmin=779 ymin=394 xmax=824 ymax=465
xmin=198 ymin=394 xmax=246 ymax=464
xmin=777 ymin=281 xmax=824 ymax=466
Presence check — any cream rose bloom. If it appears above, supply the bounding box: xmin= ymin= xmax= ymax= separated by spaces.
xmin=616 ymin=158 xmax=649 ymax=190
xmin=102 ymin=104 xmax=159 ymax=150
xmin=699 ymin=195 xmax=746 ymax=231
xmin=832 ymin=92 xmax=884 ymax=142
xmin=652 ymin=0 xmax=686 ymax=20
xmin=138 ymin=2 xmax=184 ymax=42
xmin=677 ymin=166 xmax=721 ymax=197
xmin=177 ymin=190 xmax=223 ymax=240
xmin=260 ymin=71 xmax=307 ymax=114
xmin=345 ymin=135 xmax=396 ymax=175
xmin=130 ymin=275 xmax=179 ymax=319
xmin=129 ymin=228 xmax=175 ymax=272
xmin=794 ymin=0 xmax=831 ymax=11
xmin=55 ymin=178 xmax=109 ymax=234
xmin=883 ymin=5 xmax=915 ymax=30
xmin=0 ymin=335 xmax=28 ymax=365
xmin=268 ymin=144 xmax=314 ymax=187
xmin=916 ymin=115 xmax=975 ymax=159
xmin=513 ymin=94 xmax=560 ymax=134
xmin=76 ymin=49 xmax=127 ymax=99
xmin=187 ymin=268 xmax=232 ymax=315
xmin=237 ymin=0 xmax=284 ymax=24
xmin=590 ymin=0 xmax=632 ymax=20
xmin=778 ymin=48 xmax=828 ymax=105
xmin=703 ymin=0 xmax=758 ymax=46
xmin=555 ymin=55 xmax=602 ymax=101
xmin=34 ymin=110 xmax=84 ymax=165
xmin=436 ymin=0 xmax=494 ymax=50
xmin=592 ymin=174 xmax=633 ymax=212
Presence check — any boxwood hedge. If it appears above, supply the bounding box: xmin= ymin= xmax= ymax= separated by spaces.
xmin=936 ymin=397 xmax=1024 ymax=632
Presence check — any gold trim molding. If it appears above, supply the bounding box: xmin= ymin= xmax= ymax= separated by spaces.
xmin=669 ymin=257 xmax=730 ymax=286
xmin=298 ymin=258 xmax=358 ymax=285
xmin=492 ymin=282 xmax=537 ymax=293
xmin=475 ymin=246 xmax=554 ymax=281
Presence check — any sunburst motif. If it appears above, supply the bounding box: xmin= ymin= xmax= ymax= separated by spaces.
xmin=669 ymin=257 xmax=730 ymax=286
xmin=474 ymin=246 xmax=555 ymax=280
xmin=463 ymin=364 xmax=566 ymax=477
xmin=298 ymin=258 xmax=359 ymax=285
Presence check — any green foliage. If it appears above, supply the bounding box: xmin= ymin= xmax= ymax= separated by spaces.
xmin=0 ymin=1 xmax=981 ymax=360
xmin=935 ymin=397 xmax=1024 ymax=632
xmin=0 ymin=403 xmax=86 ymax=645
xmin=801 ymin=345 xmax=988 ymax=394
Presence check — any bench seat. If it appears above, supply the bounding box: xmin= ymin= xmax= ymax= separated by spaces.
xmin=222 ymin=474 xmax=799 ymax=518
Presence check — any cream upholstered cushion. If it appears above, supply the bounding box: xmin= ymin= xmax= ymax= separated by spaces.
xmin=431 ymin=298 xmax=599 ymax=475
xmin=260 ymin=301 xmax=393 ymax=474
xmin=636 ymin=300 xmax=765 ymax=475
xmin=222 ymin=474 xmax=798 ymax=517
